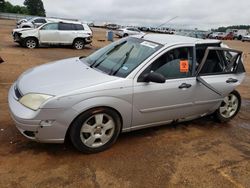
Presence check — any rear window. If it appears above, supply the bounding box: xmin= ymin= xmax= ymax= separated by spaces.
xmin=75 ymin=24 xmax=84 ymax=30
xmin=59 ymin=23 xmax=74 ymax=30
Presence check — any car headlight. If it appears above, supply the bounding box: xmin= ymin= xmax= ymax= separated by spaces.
xmin=19 ymin=93 xmax=53 ymax=110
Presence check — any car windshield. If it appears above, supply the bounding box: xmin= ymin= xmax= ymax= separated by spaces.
xmin=81 ymin=37 xmax=162 ymax=78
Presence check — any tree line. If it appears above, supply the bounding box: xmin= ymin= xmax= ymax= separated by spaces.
xmin=0 ymin=0 xmax=46 ymax=17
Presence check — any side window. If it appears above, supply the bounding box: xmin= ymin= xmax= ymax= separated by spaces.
xmin=199 ymin=50 xmax=224 ymax=75
xmin=41 ymin=23 xmax=58 ymax=30
xmin=34 ymin=19 xmax=46 ymax=23
xmin=75 ymin=24 xmax=84 ymax=30
xmin=143 ymin=47 xmax=193 ymax=79
xmin=59 ymin=23 xmax=74 ymax=30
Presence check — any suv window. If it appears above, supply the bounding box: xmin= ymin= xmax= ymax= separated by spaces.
xmin=142 ymin=47 xmax=193 ymax=79
xmin=34 ymin=19 xmax=46 ymax=23
xmin=59 ymin=23 xmax=74 ymax=30
xmin=41 ymin=23 xmax=58 ymax=30
xmin=75 ymin=24 xmax=84 ymax=30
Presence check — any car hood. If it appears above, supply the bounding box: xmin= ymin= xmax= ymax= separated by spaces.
xmin=13 ymin=28 xmax=36 ymax=33
xmin=17 ymin=57 xmax=119 ymax=96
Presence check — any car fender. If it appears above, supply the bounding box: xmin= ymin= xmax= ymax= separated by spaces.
xmin=71 ymin=96 xmax=133 ymax=130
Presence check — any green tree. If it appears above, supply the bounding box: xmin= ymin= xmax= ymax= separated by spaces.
xmin=24 ymin=0 xmax=46 ymax=16
xmin=0 ymin=0 xmax=5 ymax=12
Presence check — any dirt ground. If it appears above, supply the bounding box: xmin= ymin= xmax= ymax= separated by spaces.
xmin=0 ymin=19 xmax=249 ymax=188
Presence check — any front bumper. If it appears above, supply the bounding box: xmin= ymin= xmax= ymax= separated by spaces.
xmin=8 ymin=84 xmax=78 ymax=143
xmin=12 ymin=32 xmax=23 ymax=43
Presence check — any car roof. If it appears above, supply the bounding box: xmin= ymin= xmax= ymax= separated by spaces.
xmin=134 ymin=34 xmax=220 ymax=46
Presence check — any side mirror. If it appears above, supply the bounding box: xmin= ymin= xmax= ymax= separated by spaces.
xmin=142 ymin=72 xmax=166 ymax=83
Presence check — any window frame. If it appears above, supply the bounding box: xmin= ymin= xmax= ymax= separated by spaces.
xmin=137 ymin=45 xmax=196 ymax=82
xmin=196 ymin=47 xmax=243 ymax=76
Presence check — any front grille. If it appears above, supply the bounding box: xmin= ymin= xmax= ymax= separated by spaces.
xmin=14 ymin=86 xmax=22 ymax=100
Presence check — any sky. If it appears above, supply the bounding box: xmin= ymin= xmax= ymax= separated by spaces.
xmin=7 ymin=0 xmax=250 ymax=30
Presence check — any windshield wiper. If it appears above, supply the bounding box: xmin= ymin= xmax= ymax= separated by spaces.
xmin=109 ymin=46 xmax=134 ymax=76
xmin=89 ymin=41 xmax=127 ymax=68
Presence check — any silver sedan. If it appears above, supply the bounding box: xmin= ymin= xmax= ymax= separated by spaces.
xmin=8 ymin=34 xmax=245 ymax=153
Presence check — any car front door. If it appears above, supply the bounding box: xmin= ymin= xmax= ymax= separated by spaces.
xmin=39 ymin=23 xmax=60 ymax=44
xmin=193 ymin=47 xmax=245 ymax=114
xmin=132 ymin=45 xmax=198 ymax=129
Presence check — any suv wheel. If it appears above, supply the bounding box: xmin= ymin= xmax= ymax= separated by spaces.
xmin=123 ymin=33 xmax=128 ymax=37
xmin=70 ymin=108 xmax=121 ymax=153
xmin=215 ymin=90 xmax=241 ymax=122
xmin=73 ymin=39 xmax=85 ymax=50
xmin=24 ymin=38 xmax=38 ymax=49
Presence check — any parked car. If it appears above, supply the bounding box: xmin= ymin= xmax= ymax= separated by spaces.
xmin=12 ymin=21 xmax=93 ymax=49
xmin=222 ymin=32 xmax=234 ymax=40
xmin=115 ymin=27 xmax=145 ymax=37
xmin=16 ymin=17 xmax=33 ymax=27
xmin=17 ymin=17 xmax=51 ymax=28
xmin=242 ymin=34 xmax=250 ymax=42
xmin=8 ymin=34 xmax=245 ymax=153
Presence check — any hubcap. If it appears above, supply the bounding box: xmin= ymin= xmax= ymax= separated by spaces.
xmin=75 ymin=41 xmax=84 ymax=49
xmin=26 ymin=40 xmax=36 ymax=49
xmin=219 ymin=94 xmax=239 ymax=118
xmin=80 ymin=113 xmax=115 ymax=148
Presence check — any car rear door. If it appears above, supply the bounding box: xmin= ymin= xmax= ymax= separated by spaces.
xmin=39 ymin=23 xmax=60 ymax=44
xmin=193 ymin=47 xmax=245 ymax=114
xmin=132 ymin=45 xmax=199 ymax=129
xmin=58 ymin=23 xmax=75 ymax=44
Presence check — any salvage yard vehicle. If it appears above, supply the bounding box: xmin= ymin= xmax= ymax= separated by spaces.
xmin=242 ymin=34 xmax=250 ymax=42
xmin=8 ymin=34 xmax=245 ymax=153
xmin=17 ymin=17 xmax=51 ymax=28
xmin=115 ymin=27 xmax=145 ymax=37
xmin=12 ymin=21 xmax=93 ymax=49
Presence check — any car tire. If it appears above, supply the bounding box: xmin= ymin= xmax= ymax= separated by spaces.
xmin=214 ymin=90 xmax=241 ymax=123
xmin=24 ymin=38 xmax=38 ymax=49
xmin=123 ymin=33 xmax=128 ymax=37
xmin=73 ymin=39 xmax=85 ymax=50
xmin=69 ymin=107 xmax=122 ymax=153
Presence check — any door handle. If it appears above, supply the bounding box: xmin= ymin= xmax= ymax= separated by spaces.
xmin=179 ymin=83 xmax=192 ymax=89
xmin=226 ymin=78 xmax=238 ymax=83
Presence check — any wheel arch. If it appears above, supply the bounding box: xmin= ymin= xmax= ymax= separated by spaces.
xmin=73 ymin=37 xmax=86 ymax=44
xmin=65 ymin=106 xmax=124 ymax=142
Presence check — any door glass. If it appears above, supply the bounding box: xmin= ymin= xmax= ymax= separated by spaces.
xmin=41 ymin=23 xmax=58 ymax=30
xmin=141 ymin=47 xmax=194 ymax=79
xmin=59 ymin=23 xmax=74 ymax=30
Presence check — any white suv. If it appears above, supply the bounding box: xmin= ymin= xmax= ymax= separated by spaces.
xmin=13 ymin=21 xmax=93 ymax=49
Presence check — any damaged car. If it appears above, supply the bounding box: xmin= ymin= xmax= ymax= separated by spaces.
xmin=8 ymin=34 xmax=245 ymax=153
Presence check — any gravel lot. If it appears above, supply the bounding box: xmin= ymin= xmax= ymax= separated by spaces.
xmin=0 ymin=19 xmax=249 ymax=188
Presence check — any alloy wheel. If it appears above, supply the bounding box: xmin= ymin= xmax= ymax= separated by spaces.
xmin=80 ymin=113 xmax=115 ymax=148
xmin=219 ymin=94 xmax=239 ymax=118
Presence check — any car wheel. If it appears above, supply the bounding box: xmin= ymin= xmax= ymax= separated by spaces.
xmin=73 ymin=39 xmax=85 ymax=50
xmin=24 ymin=38 xmax=38 ymax=49
xmin=123 ymin=33 xmax=128 ymax=37
xmin=215 ymin=90 xmax=241 ymax=123
xmin=70 ymin=108 xmax=122 ymax=153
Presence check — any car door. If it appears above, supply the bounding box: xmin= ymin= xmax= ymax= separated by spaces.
xmin=193 ymin=47 xmax=245 ymax=113
xmin=58 ymin=23 xmax=75 ymax=44
xmin=132 ymin=45 xmax=198 ymax=129
xmin=39 ymin=23 xmax=60 ymax=44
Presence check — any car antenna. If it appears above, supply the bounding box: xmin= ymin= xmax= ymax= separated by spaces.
xmin=141 ymin=16 xmax=178 ymax=39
